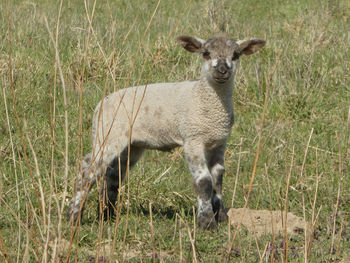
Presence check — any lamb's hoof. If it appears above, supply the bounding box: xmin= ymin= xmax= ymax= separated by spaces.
xmin=198 ymin=212 xmax=217 ymax=230
xmin=217 ymin=209 xmax=229 ymax=223
xmin=211 ymin=195 xmax=228 ymax=222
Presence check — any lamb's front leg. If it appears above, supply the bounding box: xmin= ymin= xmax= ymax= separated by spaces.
xmin=184 ymin=142 xmax=217 ymax=230
xmin=67 ymin=152 xmax=97 ymax=223
xmin=209 ymin=145 xmax=229 ymax=223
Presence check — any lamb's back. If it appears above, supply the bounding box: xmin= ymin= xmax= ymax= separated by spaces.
xmin=91 ymin=80 xmax=197 ymax=149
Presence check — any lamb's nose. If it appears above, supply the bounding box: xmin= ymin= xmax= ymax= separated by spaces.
xmin=218 ymin=65 xmax=227 ymax=74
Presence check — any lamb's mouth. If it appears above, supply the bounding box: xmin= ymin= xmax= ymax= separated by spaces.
xmin=214 ymin=77 xmax=230 ymax=83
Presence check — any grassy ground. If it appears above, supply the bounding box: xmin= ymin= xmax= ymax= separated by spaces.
xmin=1 ymin=0 xmax=349 ymax=262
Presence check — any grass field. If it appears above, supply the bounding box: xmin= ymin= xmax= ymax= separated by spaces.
xmin=1 ymin=0 xmax=350 ymax=262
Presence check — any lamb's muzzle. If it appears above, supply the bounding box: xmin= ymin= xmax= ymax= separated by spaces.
xmin=67 ymin=34 xmax=266 ymax=230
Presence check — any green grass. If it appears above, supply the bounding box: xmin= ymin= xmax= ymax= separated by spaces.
xmin=1 ymin=0 xmax=350 ymax=262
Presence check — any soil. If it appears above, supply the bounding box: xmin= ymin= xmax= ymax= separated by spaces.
xmin=227 ymin=208 xmax=306 ymax=237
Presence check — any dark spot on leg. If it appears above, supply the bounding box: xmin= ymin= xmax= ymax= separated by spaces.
xmin=194 ymin=176 xmax=213 ymax=200
xmin=187 ymin=155 xmax=204 ymax=167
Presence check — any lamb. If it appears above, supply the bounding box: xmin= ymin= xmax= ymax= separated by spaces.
xmin=67 ymin=34 xmax=265 ymax=229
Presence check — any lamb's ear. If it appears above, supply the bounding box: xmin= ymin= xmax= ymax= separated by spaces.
xmin=176 ymin=35 xmax=205 ymax=53
xmin=237 ymin=38 xmax=266 ymax=55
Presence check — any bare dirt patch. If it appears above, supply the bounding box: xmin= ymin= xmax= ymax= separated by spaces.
xmin=227 ymin=208 xmax=306 ymax=237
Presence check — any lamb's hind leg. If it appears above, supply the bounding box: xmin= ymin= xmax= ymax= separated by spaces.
xmin=209 ymin=145 xmax=228 ymax=223
xmin=98 ymin=146 xmax=144 ymax=220
xmin=67 ymin=152 xmax=103 ymax=223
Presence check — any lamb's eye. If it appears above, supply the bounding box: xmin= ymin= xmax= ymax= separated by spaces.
xmin=232 ymin=52 xmax=240 ymax=61
xmin=203 ymin=51 xmax=211 ymax=59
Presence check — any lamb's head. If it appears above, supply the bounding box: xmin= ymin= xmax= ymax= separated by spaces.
xmin=177 ymin=35 xmax=265 ymax=86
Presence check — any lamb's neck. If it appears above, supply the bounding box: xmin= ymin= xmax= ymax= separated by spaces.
xmin=195 ymin=77 xmax=234 ymax=110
